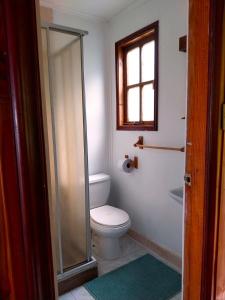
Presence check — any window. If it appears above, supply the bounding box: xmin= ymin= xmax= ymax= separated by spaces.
xmin=115 ymin=22 xmax=159 ymax=130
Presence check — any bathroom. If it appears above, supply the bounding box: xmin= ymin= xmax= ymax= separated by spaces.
xmin=38 ymin=0 xmax=187 ymax=299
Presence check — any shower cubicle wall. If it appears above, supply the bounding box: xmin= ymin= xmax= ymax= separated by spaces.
xmin=40 ymin=24 xmax=94 ymax=281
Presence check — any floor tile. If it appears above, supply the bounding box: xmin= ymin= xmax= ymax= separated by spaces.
xmin=71 ymin=286 xmax=94 ymax=300
xmin=92 ymin=235 xmax=148 ymax=275
xmin=60 ymin=235 xmax=182 ymax=300
xmin=59 ymin=291 xmax=75 ymax=300
xmin=170 ymin=293 xmax=182 ymax=300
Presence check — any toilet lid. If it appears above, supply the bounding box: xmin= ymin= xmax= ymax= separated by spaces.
xmin=90 ymin=205 xmax=130 ymax=227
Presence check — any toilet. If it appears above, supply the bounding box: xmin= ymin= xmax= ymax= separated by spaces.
xmin=89 ymin=173 xmax=131 ymax=260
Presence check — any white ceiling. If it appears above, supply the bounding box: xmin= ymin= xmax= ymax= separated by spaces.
xmin=40 ymin=0 xmax=143 ymax=21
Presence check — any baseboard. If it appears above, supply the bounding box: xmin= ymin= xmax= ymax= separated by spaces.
xmin=58 ymin=265 xmax=98 ymax=295
xmin=128 ymin=229 xmax=182 ymax=272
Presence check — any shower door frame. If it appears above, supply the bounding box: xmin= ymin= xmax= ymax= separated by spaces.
xmin=41 ymin=22 xmax=93 ymax=279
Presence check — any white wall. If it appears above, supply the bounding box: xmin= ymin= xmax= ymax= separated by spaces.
xmin=108 ymin=0 xmax=188 ymax=256
xmin=52 ymin=10 xmax=109 ymax=175
xmin=49 ymin=0 xmax=188 ymax=257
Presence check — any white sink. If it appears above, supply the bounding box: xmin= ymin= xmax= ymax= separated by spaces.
xmin=169 ymin=187 xmax=183 ymax=205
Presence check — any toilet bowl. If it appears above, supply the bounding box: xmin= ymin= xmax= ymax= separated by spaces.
xmin=89 ymin=174 xmax=131 ymax=260
xmin=90 ymin=205 xmax=131 ymax=259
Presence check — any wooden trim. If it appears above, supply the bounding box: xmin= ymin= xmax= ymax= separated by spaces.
xmin=0 ymin=101 xmax=25 ymax=300
xmin=126 ymin=80 xmax=154 ymax=89
xmin=183 ymin=0 xmax=211 ymax=298
xmin=202 ymin=1 xmax=225 ymax=299
xmin=115 ymin=21 xmax=159 ymax=131
xmin=213 ymin=5 xmax=225 ymax=298
xmin=1 ymin=0 xmax=55 ymax=299
xmin=184 ymin=0 xmax=224 ymax=299
xmin=58 ymin=267 xmax=98 ymax=295
xmin=128 ymin=230 xmax=182 ymax=272
xmin=115 ymin=22 xmax=158 ymax=48
xmin=0 ymin=2 xmax=29 ymax=299
xmin=117 ymin=124 xmax=156 ymax=131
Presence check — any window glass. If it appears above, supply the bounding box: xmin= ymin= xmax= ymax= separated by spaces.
xmin=127 ymin=47 xmax=140 ymax=85
xmin=127 ymin=87 xmax=140 ymax=121
xmin=142 ymin=83 xmax=154 ymax=121
xmin=141 ymin=41 xmax=155 ymax=82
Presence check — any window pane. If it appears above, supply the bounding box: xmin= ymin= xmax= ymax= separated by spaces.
xmin=142 ymin=84 xmax=154 ymax=121
xmin=127 ymin=47 xmax=140 ymax=85
xmin=127 ymin=87 xmax=140 ymax=122
xmin=141 ymin=41 xmax=155 ymax=82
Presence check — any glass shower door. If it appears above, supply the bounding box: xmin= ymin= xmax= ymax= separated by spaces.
xmin=41 ymin=27 xmax=91 ymax=275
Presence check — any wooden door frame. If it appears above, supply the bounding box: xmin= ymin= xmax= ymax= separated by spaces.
xmin=184 ymin=0 xmax=225 ymax=299
xmin=213 ymin=6 xmax=225 ymax=299
xmin=0 ymin=0 xmax=224 ymax=299
xmin=0 ymin=0 xmax=55 ymax=299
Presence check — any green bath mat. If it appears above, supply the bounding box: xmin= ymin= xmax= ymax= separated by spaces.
xmin=84 ymin=254 xmax=181 ymax=300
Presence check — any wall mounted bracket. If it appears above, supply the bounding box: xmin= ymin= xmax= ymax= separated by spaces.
xmin=124 ymin=155 xmax=138 ymax=169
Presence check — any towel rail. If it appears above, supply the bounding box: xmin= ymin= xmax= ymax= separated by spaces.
xmin=134 ymin=136 xmax=185 ymax=152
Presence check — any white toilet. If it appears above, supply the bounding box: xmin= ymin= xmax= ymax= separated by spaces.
xmin=89 ymin=173 xmax=131 ymax=260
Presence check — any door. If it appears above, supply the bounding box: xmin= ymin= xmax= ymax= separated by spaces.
xmin=183 ymin=0 xmax=225 ymax=299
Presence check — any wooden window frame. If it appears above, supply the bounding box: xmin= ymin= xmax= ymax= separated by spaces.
xmin=115 ymin=21 xmax=159 ymax=131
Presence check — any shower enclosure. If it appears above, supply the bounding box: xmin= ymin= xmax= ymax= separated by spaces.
xmin=40 ymin=23 xmax=95 ymax=287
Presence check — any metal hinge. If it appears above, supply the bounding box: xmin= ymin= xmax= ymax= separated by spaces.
xmin=222 ymin=104 xmax=225 ymax=131
xmin=184 ymin=173 xmax=192 ymax=186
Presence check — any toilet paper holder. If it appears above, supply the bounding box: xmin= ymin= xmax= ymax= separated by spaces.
xmin=124 ymin=155 xmax=138 ymax=169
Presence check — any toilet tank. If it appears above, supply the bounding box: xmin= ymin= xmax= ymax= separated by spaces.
xmin=89 ymin=173 xmax=111 ymax=209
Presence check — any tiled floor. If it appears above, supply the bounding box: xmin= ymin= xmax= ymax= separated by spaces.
xmin=92 ymin=233 xmax=148 ymax=276
xmin=59 ymin=235 xmax=182 ymax=300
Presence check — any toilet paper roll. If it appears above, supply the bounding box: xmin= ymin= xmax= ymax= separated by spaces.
xmin=117 ymin=158 xmax=134 ymax=173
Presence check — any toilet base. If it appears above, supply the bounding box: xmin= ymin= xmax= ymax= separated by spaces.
xmin=91 ymin=217 xmax=131 ymax=260
xmin=97 ymin=236 xmax=121 ymax=260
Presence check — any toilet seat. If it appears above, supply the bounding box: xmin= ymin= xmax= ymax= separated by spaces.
xmin=90 ymin=205 xmax=130 ymax=228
